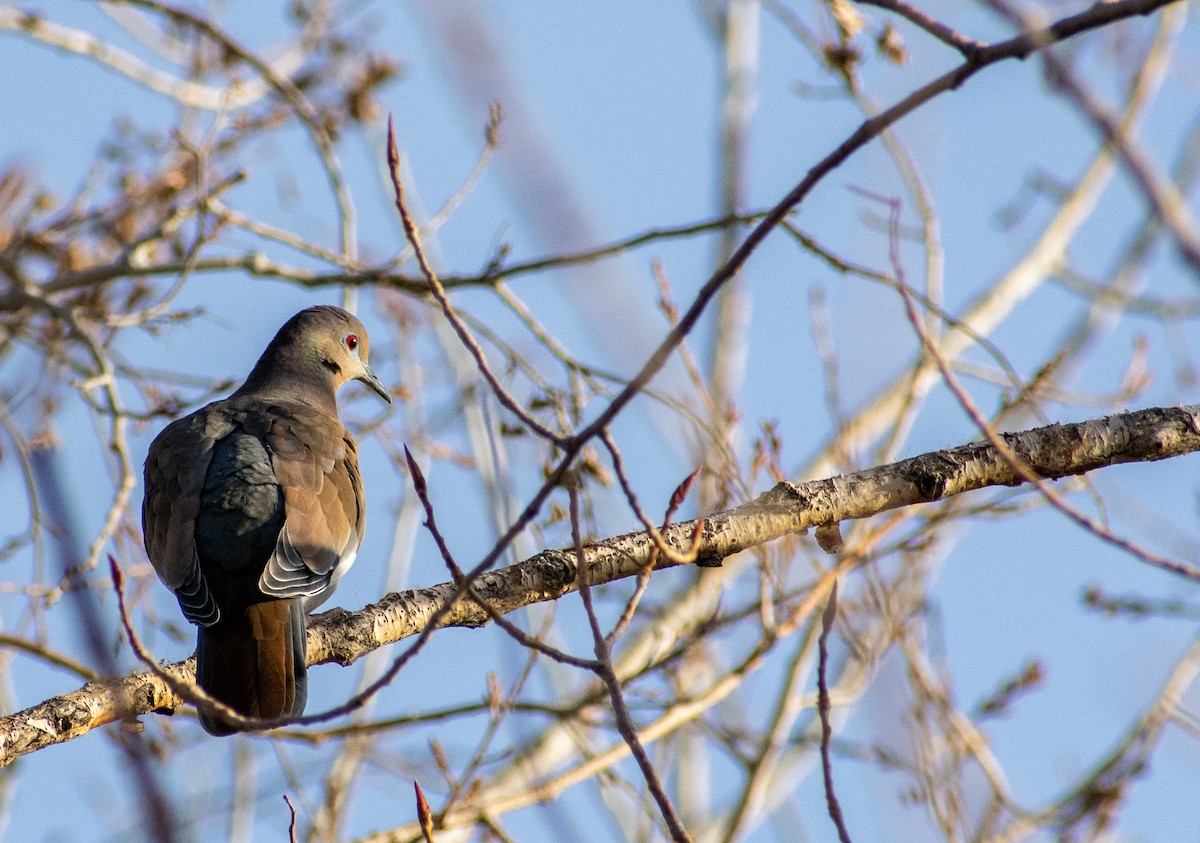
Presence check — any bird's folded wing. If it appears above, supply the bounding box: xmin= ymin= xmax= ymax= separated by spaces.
xmin=257 ymin=403 xmax=364 ymax=600
xmin=142 ymin=406 xmax=234 ymax=625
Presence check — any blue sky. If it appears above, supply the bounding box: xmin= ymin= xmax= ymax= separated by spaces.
xmin=2 ymin=1 xmax=1199 ymax=840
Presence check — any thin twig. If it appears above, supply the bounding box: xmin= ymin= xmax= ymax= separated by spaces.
xmin=984 ymin=0 xmax=1200 ymax=276
xmin=387 ymin=117 xmax=564 ymax=445
xmin=601 ymin=432 xmax=703 ymax=642
xmin=108 ymin=555 xmax=260 ymax=732
xmin=818 ymin=580 xmax=853 ymax=843
xmin=601 ymin=432 xmax=704 ymax=568
xmin=121 ymin=0 xmax=358 ymax=263
xmin=403 ymin=447 xmax=596 ymax=670
xmin=859 ymin=0 xmax=987 ymax=57
xmin=284 ymin=795 xmax=298 ymax=843
xmin=567 ymin=0 xmax=1181 ymax=464
xmin=572 ymin=487 xmax=693 ymax=843
xmin=0 ymin=632 xmax=100 ymax=682
xmin=873 ymin=190 xmax=1200 ymax=580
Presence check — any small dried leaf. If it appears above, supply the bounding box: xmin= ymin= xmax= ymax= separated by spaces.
xmin=823 ymin=43 xmax=861 ymax=80
xmin=815 ymin=522 xmax=844 ymax=554
xmin=485 ymin=102 xmax=503 ymax=147
xmin=429 ymin=739 xmax=449 ymax=775
xmin=822 ymin=579 xmax=840 ymax=631
xmin=579 ymin=447 xmax=613 ymax=486
xmin=828 ymin=0 xmax=865 ymax=40
xmin=877 ymin=23 xmax=908 ymax=65
xmin=486 ymin=673 xmax=501 ymax=710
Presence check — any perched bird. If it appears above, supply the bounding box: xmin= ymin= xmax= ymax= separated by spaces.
xmin=142 ymin=306 xmax=391 ymax=734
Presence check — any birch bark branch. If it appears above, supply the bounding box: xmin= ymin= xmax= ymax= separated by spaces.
xmin=1 ymin=404 xmax=1196 ymax=765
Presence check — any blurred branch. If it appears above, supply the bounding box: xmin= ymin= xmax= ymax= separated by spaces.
xmin=118 ymin=0 xmax=358 ymax=261
xmin=387 ymin=118 xmax=565 ymax=445
xmin=0 ymin=8 xmax=271 ymax=109
xmin=858 ymin=0 xmax=986 ymax=56
xmin=0 ymin=632 xmax=100 ymax=682
xmin=0 ymin=1 xmax=1190 ymax=837
xmin=0 ymin=212 xmax=772 ymax=308
xmin=708 ymin=0 xmax=760 ymax=463
xmin=805 ymin=0 xmax=1179 ymax=476
xmin=984 ymin=0 xmax=1200 ymax=277
xmin=1 ymin=404 xmax=1197 ymax=765
xmin=817 ymin=581 xmax=853 ymax=843
xmin=589 ymin=0 xmax=1184 ymax=462
xmin=991 ymin=633 xmax=1200 ymax=842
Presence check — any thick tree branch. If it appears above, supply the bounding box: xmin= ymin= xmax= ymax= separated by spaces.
xmin=1 ymin=405 xmax=1196 ymax=766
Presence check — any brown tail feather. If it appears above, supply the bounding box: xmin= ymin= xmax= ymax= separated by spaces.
xmin=195 ymin=599 xmax=299 ymax=735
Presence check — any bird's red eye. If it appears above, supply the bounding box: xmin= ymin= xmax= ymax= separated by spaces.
xmin=345 ymin=334 xmax=359 ymax=352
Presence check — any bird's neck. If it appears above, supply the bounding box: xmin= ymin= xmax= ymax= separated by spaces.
xmin=234 ymin=350 xmax=341 ymax=415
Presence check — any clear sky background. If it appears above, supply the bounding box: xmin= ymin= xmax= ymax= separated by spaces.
xmin=2 ymin=1 xmax=1200 ymax=841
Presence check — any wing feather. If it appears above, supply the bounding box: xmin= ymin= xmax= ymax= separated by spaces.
xmin=255 ymin=403 xmax=365 ymax=601
xmin=142 ymin=406 xmax=235 ymax=626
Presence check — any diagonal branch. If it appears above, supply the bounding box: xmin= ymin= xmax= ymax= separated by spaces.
xmin=983 ymin=0 xmax=1200 ymax=276
xmin=1 ymin=404 xmax=1197 ymax=765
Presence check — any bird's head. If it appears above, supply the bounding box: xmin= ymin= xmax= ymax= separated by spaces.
xmin=313 ymin=308 xmax=391 ymax=404
xmin=308 ymin=306 xmax=392 ymax=404
xmin=244 ymin=305 xmax=393 ymax=406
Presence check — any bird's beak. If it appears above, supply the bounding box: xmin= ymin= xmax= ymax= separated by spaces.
xmin=356 ymin=366 xmax=392 ymax=403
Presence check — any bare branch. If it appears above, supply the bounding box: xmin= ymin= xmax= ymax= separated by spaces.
xmin=1 ymin=404 xmax=1197 ymax=764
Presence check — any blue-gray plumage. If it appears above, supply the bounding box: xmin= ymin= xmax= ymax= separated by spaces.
xmin=143 ymin=306 xmax=391 ymax=734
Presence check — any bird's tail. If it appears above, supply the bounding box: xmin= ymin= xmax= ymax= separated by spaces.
xmin=195 ymin=597 xmax=307 ymax=736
